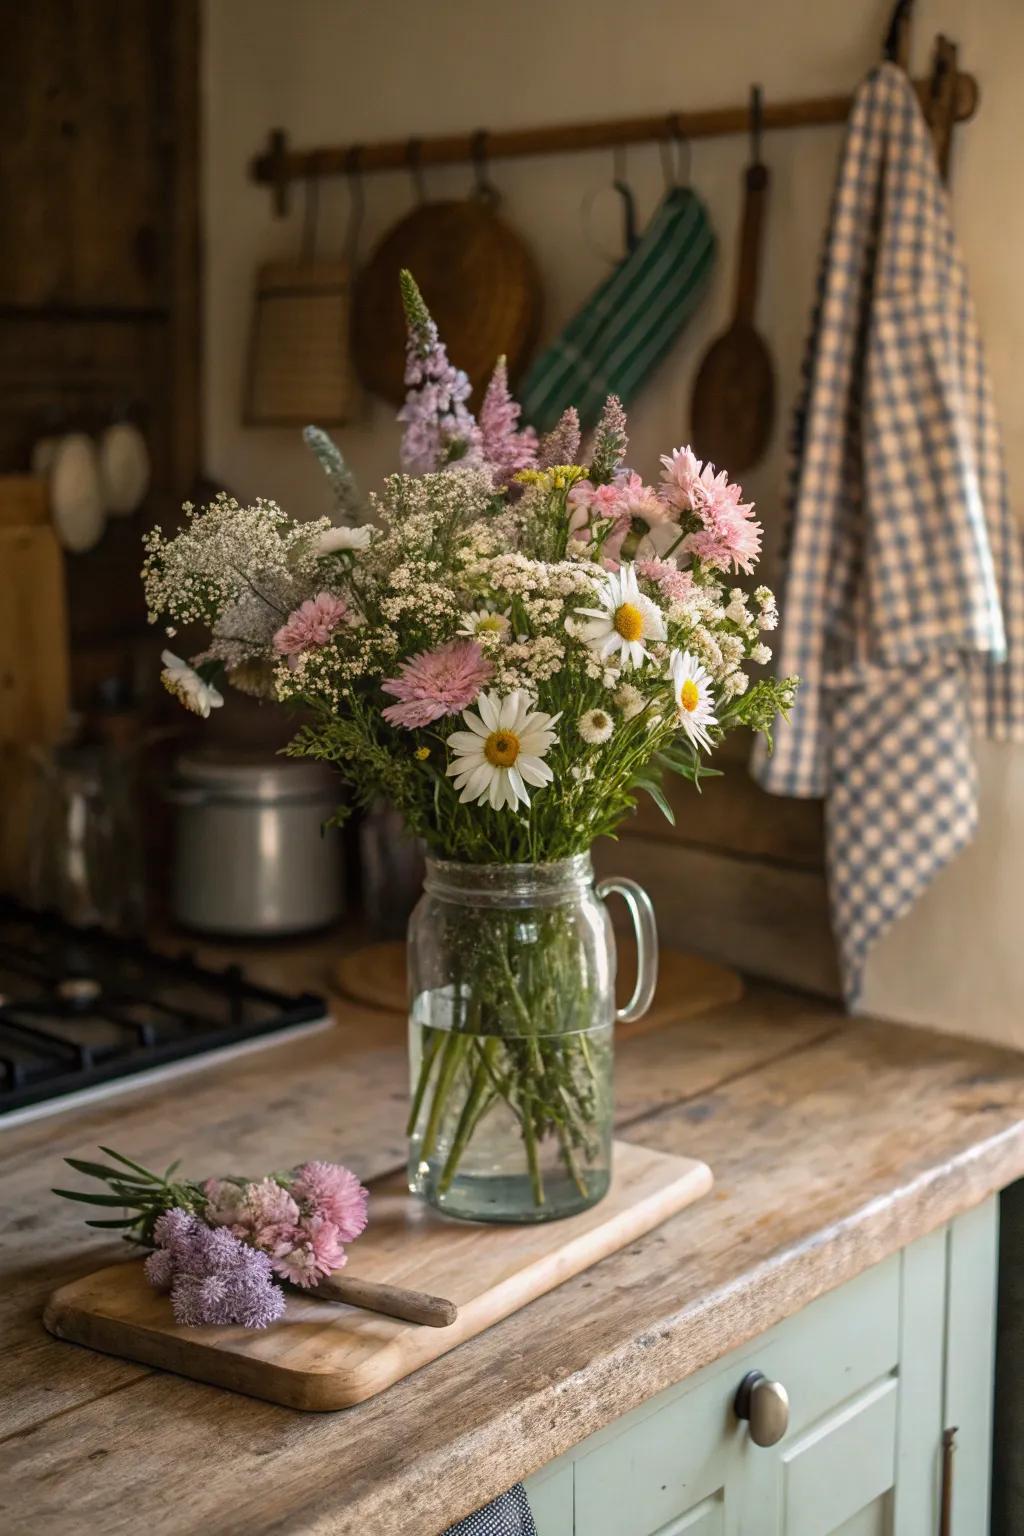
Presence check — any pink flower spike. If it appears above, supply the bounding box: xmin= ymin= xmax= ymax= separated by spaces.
xmin=382 ymin=639 xmax=493 ymax=730
xmin=292 ymin=1160 xmax=369 ymax=1242
xmin=273 ymin=592 xmax=349 ymax=657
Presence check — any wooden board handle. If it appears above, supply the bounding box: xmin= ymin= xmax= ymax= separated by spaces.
xmin=310 ymin=1275 xmax=458 ymax=1328
xmin=734 ymin=161 xmax=769 ymax=325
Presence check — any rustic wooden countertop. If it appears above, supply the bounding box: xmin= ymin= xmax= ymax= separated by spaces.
xmin=3 ymin=943 xmax=1024 ymax=1536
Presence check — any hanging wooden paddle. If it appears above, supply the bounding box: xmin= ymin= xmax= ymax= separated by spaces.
xmin=690 ymin=86 xmax=775 ymax=472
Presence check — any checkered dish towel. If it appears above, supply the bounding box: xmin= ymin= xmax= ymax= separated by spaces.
xmin=442 ymin=1483 xmax=535 ymax=1536
xmin=519 ymin=185 xmax=715 ymax=431
xmin=753 ymin=63 xmax=1024 ymax=1008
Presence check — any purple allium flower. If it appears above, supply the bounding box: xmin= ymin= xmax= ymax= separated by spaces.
xmin=537 ymin=407 xmax=581 ymax=469
xmin=397 ymin=270 xmax=482 ymax=474
xmin=589 ymin=395 xmax=629 ymax=485
xmin=148 ymin=1206 xmax=286 ymax=1329
xmin=478 ymin=356 xmax=537 ymax=485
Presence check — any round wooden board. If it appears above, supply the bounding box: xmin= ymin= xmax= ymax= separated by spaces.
xmin=333 ymin=940 xmax=742 ymax=1037
xmin=351 ymin=199 xmax=542 ymax=405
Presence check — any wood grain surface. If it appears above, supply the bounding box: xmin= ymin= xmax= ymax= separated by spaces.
xmin=2 ymin=942 xmax=1024 ymax=1536
xmin=43 ymin=1144 xmax=712 ymax=1411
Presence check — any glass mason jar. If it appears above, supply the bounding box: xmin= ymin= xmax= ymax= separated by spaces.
xmin=407 ymin=853 xmax=657 ymax=1223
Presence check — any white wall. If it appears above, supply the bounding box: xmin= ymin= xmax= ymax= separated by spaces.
xmin=203 ymin=0 xmax=1024 ymax=1045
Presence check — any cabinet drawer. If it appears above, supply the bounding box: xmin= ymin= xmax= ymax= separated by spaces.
xmin=573 ymin=1256 xmax=899 ymax=1536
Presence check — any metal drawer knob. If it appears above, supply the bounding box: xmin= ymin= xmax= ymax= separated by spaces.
xmin=734 ymin=1369 xmax=790 ymax=1447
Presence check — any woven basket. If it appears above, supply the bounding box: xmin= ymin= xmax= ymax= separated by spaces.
xmin=244 ymin=258 xmax=357 ymax=427
xmin=352 ymin=199 xmax=542 ymax=407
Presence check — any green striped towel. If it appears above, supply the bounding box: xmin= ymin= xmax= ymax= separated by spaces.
xmin=519 ymin=186 xmax=716 ymax=432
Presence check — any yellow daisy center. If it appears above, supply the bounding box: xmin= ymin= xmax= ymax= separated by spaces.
xmin=613 ymin=602 xmax=645 ymax=642
xmin=679 ymin=679 xmax=700 ymax=713
xmin=484 ymin=730 xmax=520 ymax=768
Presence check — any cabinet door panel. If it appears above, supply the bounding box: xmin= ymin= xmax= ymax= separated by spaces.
xmin=829 ymin=1495 xmax=892 ymax=1536
xmin=659 ymin=1496 xmax=724 ymax=1533
xmin=525 ymin=1461 xmax=573 ymax=1536
xmin=572 ymin=1357 xmax=733 ymax=1536
xmin=781 ymin=1377 xmax=897 ymax=1536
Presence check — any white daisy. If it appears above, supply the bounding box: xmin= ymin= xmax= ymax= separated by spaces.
xmin=314 ymin=524 xmax=372 ymax=555
xmin=457 ymin=606 xmax=511 ymax=639
xmin=575 ymin=564 xmax=666 ymax=670
xmin=668 ymin=649 xmax=717 ymax=752
xmin=578 ymin=708 xmax=614 ymax=745
xmin=160 ymin=651 xmax=224 ymax=719
xmin=446 ymin=690 xmax=560 ymax=811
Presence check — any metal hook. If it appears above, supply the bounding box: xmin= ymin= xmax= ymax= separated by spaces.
xmin=343 ymin=144 xmax=365 ymax=267
xmin=470 ymin=129 xmax=499 ymax=208
xmin=406 ymin=137 xmax=427 ymax=205
xmin=749 ymin=85 xmax=764 ymax=166
xmin=659 ymin=113 xmax=691 ymax=191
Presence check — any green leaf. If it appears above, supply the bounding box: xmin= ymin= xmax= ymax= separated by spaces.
xmin=98 ymin=1147 xmax=158 ymax=1181
xmin=163 ymin=1159 xmax=181 ymax=1180
xmin=64 ymin=1157 xmax=130 ymax=1182
xmin=633 ymin=777 xmax=676 ymax=826
xmin=84 ymin=1217 xmax=140 ymax=1229
xmin=51 ymin=1188 xmax=139 ymax=1208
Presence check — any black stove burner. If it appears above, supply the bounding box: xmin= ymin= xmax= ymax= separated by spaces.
xmin=0 ymin=899 xmax=326 ymax=1118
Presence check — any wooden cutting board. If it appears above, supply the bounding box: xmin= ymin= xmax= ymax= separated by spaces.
xmin=333 ymin=940 xmax=742 ymax=1037
xmin=44 ymin=1141 xmax=711 ymax=1412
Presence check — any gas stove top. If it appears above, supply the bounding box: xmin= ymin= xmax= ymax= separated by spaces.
xmin=0 ymin=900 xmax=330 ymax=1126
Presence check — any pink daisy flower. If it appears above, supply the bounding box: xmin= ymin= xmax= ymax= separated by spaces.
xmin=273 ymin=592 xmax=349 ymax=657
xmin=382 ymin=638 xmax=493 ymax=730
xmin=292 ymin=1160 xmax=369 ymax=1242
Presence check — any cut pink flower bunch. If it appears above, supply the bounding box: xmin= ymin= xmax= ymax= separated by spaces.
xmin=53 ymin=1147 xmax=369 ymax=1329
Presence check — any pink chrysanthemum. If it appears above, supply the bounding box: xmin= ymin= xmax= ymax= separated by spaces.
xmin=683 ymin=469 xmax=762 ymax=575
xmin=659 ymin=448 xmax=762 ymax=575
xmin=273 ymin=592 xmax=349 ymax=657
xmin=292 ymin=1160 xmax=369 ymax=1241
xmin=382 ymin=638 xmax=493 ymax=730
xmin=659 ymin=446 xmax=710 ymax=512
xmin=637 ymin=559 xmax=694 ymax=602
xmin=269 ymin=1216 xmax=346 ymax=1287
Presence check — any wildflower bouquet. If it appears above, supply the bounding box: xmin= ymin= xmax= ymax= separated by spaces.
xmin=143 ymin=271 xmax=794 ymax=1218
xmin=54 ymin=1148 xmax=368 ymax=1328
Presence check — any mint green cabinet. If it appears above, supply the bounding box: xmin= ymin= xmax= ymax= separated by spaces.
xmin=526 ymin=1198 xmax=998 ymax=1536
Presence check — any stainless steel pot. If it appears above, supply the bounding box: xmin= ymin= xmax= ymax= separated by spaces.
xmin=167 ymin=751 xmax=344 ymax=936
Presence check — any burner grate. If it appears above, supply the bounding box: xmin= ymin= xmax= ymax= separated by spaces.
xmin=0 ymin=900 xmax=327 ymax=1118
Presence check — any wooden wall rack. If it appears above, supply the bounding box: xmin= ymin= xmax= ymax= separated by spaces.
xmin=251 ymin=51 xmax=977 ymax=217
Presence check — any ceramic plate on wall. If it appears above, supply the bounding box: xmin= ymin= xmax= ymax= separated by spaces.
xmin=50 ymin=433 xmax=106 ymax=553
xmin=98 ymin=421 xmax=150 ymax=516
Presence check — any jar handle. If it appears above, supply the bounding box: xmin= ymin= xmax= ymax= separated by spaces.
xmin=596 ymin=876 xmax=659 ymax=1023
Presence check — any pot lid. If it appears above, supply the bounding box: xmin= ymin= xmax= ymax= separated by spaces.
xmin=173 ymin=749 xmax=338 ymax=804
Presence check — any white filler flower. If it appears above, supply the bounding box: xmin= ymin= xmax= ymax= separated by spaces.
xmin=160 ymin=651 xmax=224 ymax=719
xmin=578 ymin=708 xmax=614 ymax=744
xmin=314 ymin=525 xmax=372 ymax=555
xmin=447 ymin=690 xmax=559 ymax=810
xmin=576 ymin=564 xmax=665 ymax=669
xmin=668 ymin=649 xmax=717 ymax=752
